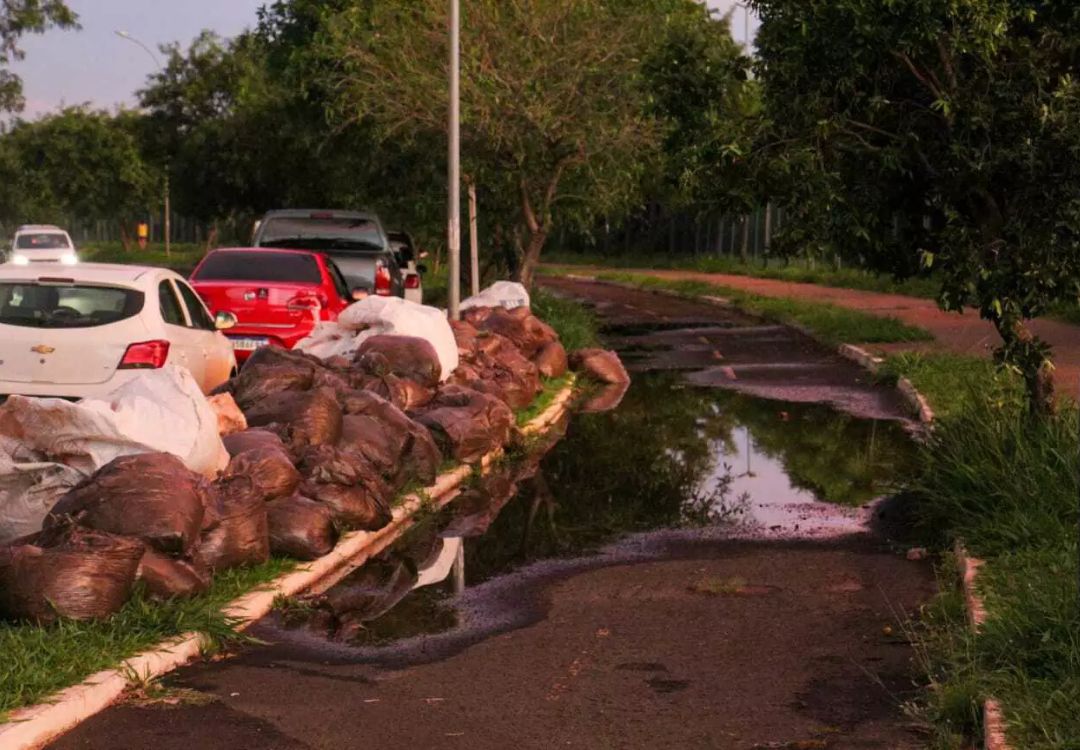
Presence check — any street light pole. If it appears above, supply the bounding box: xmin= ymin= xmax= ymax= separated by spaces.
xmin=115 ymin=30 xmax=170 ymax=257
xmin=447 ymin=0 xmax=462 ymax=320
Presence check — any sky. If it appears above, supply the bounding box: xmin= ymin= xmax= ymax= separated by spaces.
xmin=9 ymin=0 xmax=759 ymax=119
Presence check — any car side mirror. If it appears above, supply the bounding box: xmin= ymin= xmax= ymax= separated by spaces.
xmin=416 ymin=264 xmax=428 ymax=274
xmin=214 ymin=311 xmax=238 ymax=331
xmin=351 ymin=287 xmax=370 ymax=301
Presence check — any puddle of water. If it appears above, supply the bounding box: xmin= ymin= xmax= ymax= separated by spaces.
xmin=274 ymin=286 xmax=916 ymax=649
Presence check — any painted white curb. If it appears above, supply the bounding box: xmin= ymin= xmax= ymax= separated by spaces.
xmin=955 ymin=543 xmax=1010 ymax=750
xmin=0 ymin=379 xmax=576 ymax=750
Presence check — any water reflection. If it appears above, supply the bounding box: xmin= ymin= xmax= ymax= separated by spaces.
xmin=278 ymin=369 xmax=914 ymax=646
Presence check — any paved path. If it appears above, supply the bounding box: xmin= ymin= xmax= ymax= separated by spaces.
xmin=48 ymin=282 xmax=933 ymax=750
xmin=551 ymin=266 xmax=1080 ymax=389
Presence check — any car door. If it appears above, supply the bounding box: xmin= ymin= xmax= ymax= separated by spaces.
xmin=158 ymin=279 xmax=206 ymax=387
xmin=174 ymin=279 xmax=234 ymax=390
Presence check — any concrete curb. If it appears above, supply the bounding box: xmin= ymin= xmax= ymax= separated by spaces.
xmin=954 ymin=543 xmax=1010 ymax=750
xmin=0 ymin=380 xmax=577 ymax=750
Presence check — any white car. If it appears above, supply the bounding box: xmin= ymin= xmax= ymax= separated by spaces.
xmin=0 ymin=264 xmax=237 ymax=399
xmin=8 ymin=225 xmax=79 ymax=266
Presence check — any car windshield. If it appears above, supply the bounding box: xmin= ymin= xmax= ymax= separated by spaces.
xmin=192 ymin=251 xmax=323 ymax=284
xmin=0 ymin=283 xmax=144 ymax=328
xmin=258 ymin=216 xmax=384 ymax=253
xmin=15 ymin=233 xmax=70 ymax=250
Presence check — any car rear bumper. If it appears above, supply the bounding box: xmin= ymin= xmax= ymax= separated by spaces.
xmin=0 ymin=371 xmax=142 ymax=401
xmin=226 ymin=327 xmax=312 ymax=362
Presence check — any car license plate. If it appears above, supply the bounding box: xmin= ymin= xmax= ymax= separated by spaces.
xmin=230 ymin=337 xmax=269 ymax=352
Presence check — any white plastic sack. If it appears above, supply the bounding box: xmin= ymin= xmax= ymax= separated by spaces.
xmin=461 ymin=281 xmax=530 ymax=311
xmin=296 ymin=296 xmax=459 ymax=380
xmin=0 ymin=457 xmax=83 ymax=545
xmin=0 ymin=366 xmax=228 ymax=479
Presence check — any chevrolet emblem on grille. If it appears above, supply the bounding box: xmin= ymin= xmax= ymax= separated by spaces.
xmin=31 ymin=345 xmax=56 ymax=355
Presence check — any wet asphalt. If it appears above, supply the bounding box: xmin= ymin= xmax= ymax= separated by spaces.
xmin=48 ymin=279 xmax=935 ymax=750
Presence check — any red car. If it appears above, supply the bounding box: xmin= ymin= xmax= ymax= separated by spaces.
xmin=190 ymin=247 xmax=354 ymax=361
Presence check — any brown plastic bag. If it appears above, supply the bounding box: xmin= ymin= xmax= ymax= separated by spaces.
xmin=244 ymin=387 xmax=343 ymax=451
xmin=340 ymin=390 xmax=442 ymax=486
xmin=299 ymin=445 xmax=393 ymax=530
xmin=477 ymin=308 xmax=557 ymax=357
xmin=231 ymin=363 xmax=315 ymax=409
xmin=340 ymin=415 xmax=406 ymax=479
xmin=222 ymin=445 xmax=301 ymax=502
xmin=47 ymin=453 xmax=207 ymax=555
xmin=267 ymin=495 xmax=338 ymax=560
xmin=197 ymin=475 xmax=270 ymax=572
xmin=0 ymin=524 xmax=143 ymax=623
xmin=223 ymin=428 xmax=293 ymax=460
xmin=569 ymin=348 xmax=631 ymax=385
xmin=137 ymin=545 xmax=208 ymax=600
xmin=533 ymin=341 xmax=569 ymax=379
xmin=356 ymin=335 xmax=442 ymax=387
xmin=417 ymin=385 xmax=514 ymax=463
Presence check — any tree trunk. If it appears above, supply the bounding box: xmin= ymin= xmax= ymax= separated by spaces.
xmin=993 ymin=316 xmax=1056 ymax=416
xmin=119 ymin=222 xmax=132 ymax=252
xmin=740 ymin=215 xmax=750 ymax=264
xmin=519 ymin=228 xmax=548 ymax=290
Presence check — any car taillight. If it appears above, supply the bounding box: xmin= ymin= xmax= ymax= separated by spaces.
xmin=118 ymin=340 xmax=170 ymax=369
xmin=404 ymin=273 xmax=421 ymax=290
xmin=287 ymin=293 xmax=327 ymax=311
xmin=375 ymin=261 xmax=392 ymax=296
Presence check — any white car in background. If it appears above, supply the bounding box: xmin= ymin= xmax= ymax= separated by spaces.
xmin=0 ymin=264 xmax=237 ymax=400
xmin=8 ymin=225 xmax=79 ymax=266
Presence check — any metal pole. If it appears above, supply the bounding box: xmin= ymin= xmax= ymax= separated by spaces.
xmin=447 ymin=0 xmax=462 ymax=320
xmin=468 ymin=181 xmax=480 ymax=297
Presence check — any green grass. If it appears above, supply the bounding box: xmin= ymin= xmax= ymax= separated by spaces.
xmin=576 ymin=270 xmax=931 ymax=346
xmin=81 ymin=241 xmax=208 ymax=274
xmin=531 ymin=289 xmax=600 ymax=351
xmin=516 ymin=374 xmax=573 ymax=427
xmin=902 ymin=377 xmax=1080 ymax=748
xmin=876 ymin=352 xmax=1022 ymax=421
xmin=545 ymin=250 xmax=943 ymax=299
xmin=0 ymin=557 xmax=295 ymax=719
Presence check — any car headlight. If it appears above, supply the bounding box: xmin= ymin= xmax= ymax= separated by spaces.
xmin=11 ymin=254 xmax=29 ymax=266
xmin=60 ymin=253 xmax=78 ymax=266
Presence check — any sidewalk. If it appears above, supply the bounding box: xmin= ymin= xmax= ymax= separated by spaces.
xmin=551 ymin=266 xmax=1080 ymax=391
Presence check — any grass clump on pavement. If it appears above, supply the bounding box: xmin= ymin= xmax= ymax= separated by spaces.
xmin=577 ymin=270 xmax=931 ymax=346
xmin=876 ymin=352 xmax=1022 ymax=421
xmin=0 ymin=557 xmax=295 ymax=719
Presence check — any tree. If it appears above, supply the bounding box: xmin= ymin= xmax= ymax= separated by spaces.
xmin=0 ymin=0 xmax=78 ymax=112
xmin=751 ymin=0 xmax=1080 ymax=413
xmin=321 ymin=0 xmax=675 ymax=287
xmin=0 ymin=108 xmax=154 ymax=235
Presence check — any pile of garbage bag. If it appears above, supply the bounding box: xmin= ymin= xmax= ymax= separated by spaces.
xmin=0 ymin=283 xmax=629 ymax=625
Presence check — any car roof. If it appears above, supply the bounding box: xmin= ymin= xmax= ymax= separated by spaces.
xmin=209 ymin=246 xmax=325 ymax=258
xmin=0 ymin=262 xmax=171 ymax=285
xmin=15 ymin=225 xmax=66 ymax=233
xmin=260 ymin=208 xmax=380 ymax=221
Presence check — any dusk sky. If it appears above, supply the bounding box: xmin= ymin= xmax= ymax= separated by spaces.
xmin=9 ymin=0 xmax=759 ymax=119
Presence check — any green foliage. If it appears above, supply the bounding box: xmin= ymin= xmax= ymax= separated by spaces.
xmin=530 ymin=290 xmax=600 ymax=352
xmin=80 ymin=241 xmax=208 ymax=273
xmin=751 ymin=0 xmax=1080 ymax=409
xmin=0 ymin=1 xmax=78 ymax=112
xmin=0 ymin=108 xmax=155 ymax=229
xmin=877 ymin=352 xmax=1023 ymax=422
xmin=320 ymin=0 xmax=716 ymax=286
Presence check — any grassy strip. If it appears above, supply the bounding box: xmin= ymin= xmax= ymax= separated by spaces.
xmin=567 ymin=269 xmax=931 ymax=346
xmin=0 ymin=557 xmax=295 ymax=719
xmin=516 ymin=374 xmax=573 ymax=427
xmin=901 ymin=363 xmax=1080 ymax=748
xmin=80 ymin=242 xmax=208 ymax=274
xmin=545 ymin=250 xmax=942 ymax=299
